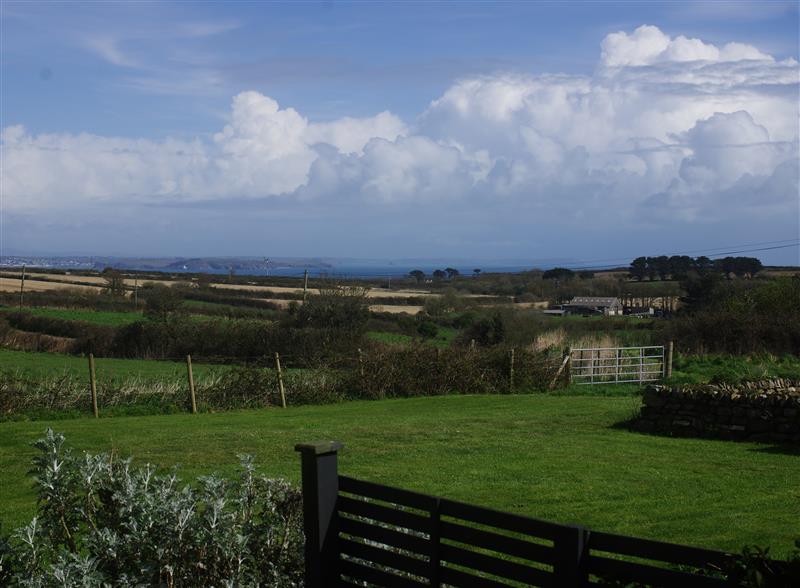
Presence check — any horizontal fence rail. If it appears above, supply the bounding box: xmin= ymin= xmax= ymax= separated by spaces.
xmin=570 ymin=345 xmax=665 ymax=385
xmin=296 ymin=442 xmax=742 ymax=587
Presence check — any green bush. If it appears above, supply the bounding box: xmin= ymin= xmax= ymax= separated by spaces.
xmin=0 ymin=430 xmax=303 ymax=586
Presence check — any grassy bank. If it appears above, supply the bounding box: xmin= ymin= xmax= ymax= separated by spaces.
xmin=1 ymin=395 xmax=797 ymax=555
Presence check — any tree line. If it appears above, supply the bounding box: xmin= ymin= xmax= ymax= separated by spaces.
xmin=629 ymin=256 xmax=763 ymax=281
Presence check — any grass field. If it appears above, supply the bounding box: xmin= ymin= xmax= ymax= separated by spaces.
xmin=667 ymin=354 xmax=800 ymax=385
xmin=366 ymin=327 xmax=458 ymax=347
xmin=0 ymin=305 xmax=143 ymax=326
xmin=0 ymin=348 xmax=226 ymax=383
xmin=1 ymin=395 xmax=797 ymax=555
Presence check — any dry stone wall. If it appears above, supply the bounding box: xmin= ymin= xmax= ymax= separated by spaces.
xmin=635 ymin=379 xmax=799 ymax=444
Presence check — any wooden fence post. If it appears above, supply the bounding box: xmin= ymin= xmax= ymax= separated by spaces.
xmin=666 ymin=341 xmax=674 ymax=379
xmin=565 ymin=347 xmax=572 ymax=386
xmin=553 ymin=524 xmax=588 ymax=586
xmin=638 ymin=347 xmax=644 ymax=383
xmin=295 ymin=441 xmax=343 ymax=587
xmin=275 ymin=352 xmax=287 ymax=408
xmin=509 ymin=347 xmax=515 ymax=393
xmin=549 ymin=351 xmax=572 ymax=390
xmin=357 ymin=348 xmax=365 ymax=382
xmin=303 ymin=269 xmax=309 ymax=302
xmin=186 ymin=354 xmax=197 ymax=414
xmin=88 ymin=353 xmax=98 ymax=418
xmin=18 ymin=264 xmax=26 ymax=310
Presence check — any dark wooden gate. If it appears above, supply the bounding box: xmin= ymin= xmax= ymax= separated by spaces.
xmin=296 ymin=442 xmax=740 ymax=587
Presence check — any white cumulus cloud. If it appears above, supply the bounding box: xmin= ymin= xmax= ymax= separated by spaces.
xmin=2 ymin=24 xmax=797 ymax=234
xmin=600 ymin=24 xmax=774 ymax=67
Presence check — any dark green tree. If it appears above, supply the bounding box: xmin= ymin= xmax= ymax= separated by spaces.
xmin=629 ymin=257 xmax=648 ymax=281
xmin=142 ymin=284 xmax=185 ymax=324
xmin=409 ymin=270 xmax=425 ymax=284
xmin=652 ymin=256 xmax=671 ymax=280
xmin=293 ymin=284 xmax=369 ymax=334
xmin=542 ymin=267 xmax=575 ymax=281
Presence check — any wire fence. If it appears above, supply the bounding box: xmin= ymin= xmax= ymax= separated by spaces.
xmin=0 ymin=346 xmax=567 ymax=418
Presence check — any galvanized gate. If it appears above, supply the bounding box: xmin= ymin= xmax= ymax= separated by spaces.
xmin=570 ymin=345 xmax=664 ymax=385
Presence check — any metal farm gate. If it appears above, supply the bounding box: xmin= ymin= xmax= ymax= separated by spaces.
xmin=570 ymin=345 xmax=665 ymax=385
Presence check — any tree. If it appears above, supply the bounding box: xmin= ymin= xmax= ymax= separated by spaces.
xmin=445 ymin=267 xmax=460 ymax=280
xmin=464 ymin=312 xmax=505 ymax=346
xmin=645 ymin=257 xmax=658 ymax=281
xmin=473 ymin=268 xmax=481 ymax=278
xmin=578 ymin=270 xmax=595 ymax=280
xmin=652 ymin=256 xmax=671 ymax=280
xmin=102 ymin=267 xmax=126 ymax=297
xmin=432 ymin=269 xmax=447 ymax=281
xmin=629 ymin=257 xmax=648 ymax=281
xmin=417 ymin=319 xmax=439 ymax=339
xmin=409 ymin=270 xmax=425 ymax=284
xmin=669 ymin=255 xmax=694 ymax=280
xmin=293 ymin=284 xmax=370 ymax=334
xmin=542 ymin=267 xmax=574 ymax=281
xmin=142 ymin=284 xmax=185 ymax=324
xmin=715 ymin=256 xmax=737 ymax=279
xmin=734 ymin=257 xmax=763 ymax=279
xmin=694 ymin=256 xmax=714 ymax=274
xmin=196 ymin=273 xmax=213 ymax=290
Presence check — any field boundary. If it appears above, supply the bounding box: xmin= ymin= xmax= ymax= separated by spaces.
xmin=297 ymin=442 xmax=745 ymax=587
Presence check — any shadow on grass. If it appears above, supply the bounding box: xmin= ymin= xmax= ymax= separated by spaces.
xmin=611 ymin=417 xmax=800 ymax=456
xmin=748 ymin=444 xmax=800 ymax=456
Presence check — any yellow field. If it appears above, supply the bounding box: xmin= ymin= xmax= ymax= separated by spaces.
xmin=0 ymin=277 xmax=102 ymax=293
xmin=3 ymin=271 xmax=516 ymax=316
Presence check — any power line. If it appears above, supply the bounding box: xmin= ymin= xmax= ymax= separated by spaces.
xmin=567 ymin=242 xmax=799 ymax=271
xmin=555 ymin=238 xmax=800 ymax=269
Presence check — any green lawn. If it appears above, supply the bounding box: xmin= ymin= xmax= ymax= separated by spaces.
xmin=0 ymin=306 xmax=143 ymax=326
xmin=1 ymin=395 xmax=797 ymax=555
xmin=0 ymin=348 xmax=226 ymax=383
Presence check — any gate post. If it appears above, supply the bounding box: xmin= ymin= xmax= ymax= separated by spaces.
xmin=295 ymin=441 xmax=343 ymax=587
xmin=554 ymin=524 xmax=588 ymax=586
xmin=666 ymin=341 xmax=674 ymax=379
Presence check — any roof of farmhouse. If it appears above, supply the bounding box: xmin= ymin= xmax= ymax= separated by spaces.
xmin=565 ymin=297 xmax=621 ymax=307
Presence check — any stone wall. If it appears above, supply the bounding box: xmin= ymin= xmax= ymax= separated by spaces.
xmin=635 ymin=379 xmax=800 ymax=444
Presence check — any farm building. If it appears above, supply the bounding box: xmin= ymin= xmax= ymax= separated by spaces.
xmin=563 ymin=296 xmax=623 ymax=316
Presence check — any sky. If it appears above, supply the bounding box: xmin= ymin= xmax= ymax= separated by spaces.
xmin=1 ymin=0 xmax=799 ymax=265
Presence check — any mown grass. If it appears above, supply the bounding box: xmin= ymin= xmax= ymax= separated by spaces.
xmin=0 ymin=348 xmax=227 ymax=383
xmin=1 ymin=395 xmax=797 ymax=555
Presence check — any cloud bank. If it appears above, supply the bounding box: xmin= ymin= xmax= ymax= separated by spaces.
xmin=2 ymin=25 xmax=798 ymax=255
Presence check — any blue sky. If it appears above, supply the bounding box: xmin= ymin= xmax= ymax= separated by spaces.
xmin=2 ymin=1 xmax=799 ymax=264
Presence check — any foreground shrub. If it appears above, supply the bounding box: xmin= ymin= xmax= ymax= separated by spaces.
xmin=0 ymin=430 xmax=304 ymax=586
